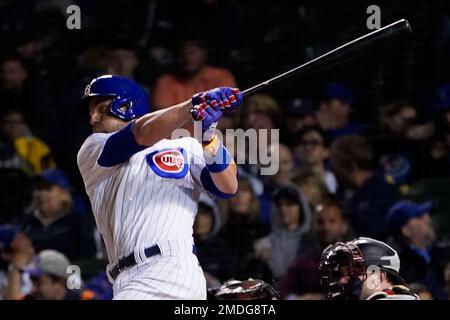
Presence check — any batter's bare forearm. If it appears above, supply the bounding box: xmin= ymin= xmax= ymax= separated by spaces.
xmin=210 ymin=161 xmax=238 ymax=195
xmin=133 ymin=100 xmax=193 ymax=146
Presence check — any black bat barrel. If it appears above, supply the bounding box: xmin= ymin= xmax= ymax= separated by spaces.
xmin=242 ymin=19 xmax=412 ymax=97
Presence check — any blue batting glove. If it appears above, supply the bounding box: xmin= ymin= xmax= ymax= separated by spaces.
xmin=190 ymin=96 xmax=222 ymax=133
xmin=200 ymin=87 xmax=243 ymax=113
xmin=191 ymin=87 xmax=243 ymax=124
xmin=191 ymin=87 xmax=243 ymax=143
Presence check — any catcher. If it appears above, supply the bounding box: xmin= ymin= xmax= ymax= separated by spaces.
xmin=319 ymin=237 xmax=420 ymax=300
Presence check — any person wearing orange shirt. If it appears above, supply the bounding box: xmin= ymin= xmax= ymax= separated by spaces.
xmin=152 ymin=38 xmax=237 ymax=109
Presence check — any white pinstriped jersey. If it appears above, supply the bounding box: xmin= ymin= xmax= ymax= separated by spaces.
xmin=77 ymin=133 xmax=207 ymax=274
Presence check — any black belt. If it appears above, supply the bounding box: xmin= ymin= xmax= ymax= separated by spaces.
xmin=109 ymin=244 xmax=197 ymax=280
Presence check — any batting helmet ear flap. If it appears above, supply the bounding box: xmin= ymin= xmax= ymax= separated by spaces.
xmin=110 ymin=97 xmax=135 ymax=120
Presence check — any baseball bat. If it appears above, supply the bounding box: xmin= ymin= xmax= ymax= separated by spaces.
xmin=242 ymin=19 xmax=412 ymax=97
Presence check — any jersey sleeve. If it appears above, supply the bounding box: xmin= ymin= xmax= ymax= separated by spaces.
xmin=77 ymin=122 xmax=146 ymax=189
xmin=189 ymin=138 xmax=236 ymax=199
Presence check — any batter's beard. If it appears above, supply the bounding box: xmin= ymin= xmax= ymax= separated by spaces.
xmin=92 ymin=126 xmax=107 ymax=133
xmin=92 ymin=122 xmax=127 ymax=133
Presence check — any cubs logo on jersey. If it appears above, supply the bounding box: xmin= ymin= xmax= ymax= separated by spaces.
xmin=146 ymin=148 xmax=189 ymax=179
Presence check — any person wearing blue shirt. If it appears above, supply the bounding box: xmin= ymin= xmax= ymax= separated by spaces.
xmin=387 ymin=200 xmax=450 ymax=300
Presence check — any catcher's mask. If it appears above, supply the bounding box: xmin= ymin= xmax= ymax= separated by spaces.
xmin=319 ymin=237 xmax=404 ymax=300
xmin=211 ymin=279 xmax=280 ymax=300
xmin=319 ymin=241 xmax=366 ymax=300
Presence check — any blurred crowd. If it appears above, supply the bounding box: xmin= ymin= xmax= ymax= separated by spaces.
xmin=1 ymin=0 xmax=450 ymax=300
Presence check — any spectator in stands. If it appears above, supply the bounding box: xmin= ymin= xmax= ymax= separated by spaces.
xmin=193 ymin=193 xmax=227 ymax=288
xmin=0 ymin=55 xmax=27 ymax=92
xmin=269 ymin=143 xmax=296 ymax=188
xmin=293 ymin=171 xmax=330 ymax=210
xmin=216 ymin=176 xmax=269 ymax=281
xmin=387 ymin=200 xmax=450 ymax=299
xmin=316 ymin=82 xmax=368 ymax=139
xmin=0 ymin=56 xmax=30 ymax=117
xmin=373 ymin=101 xmax=434 ymax=177
xmin=242 ymin=94 xmax=281 ymax=133
xmin=423 ymin=129 xmax=450 ymax=177
xmin=254 ymin=185 xmax=312 ymax=280
xmin=330 ymin=135 xmax=399 ymax=240
xmin=3 ymin=232 xmax=35 ymax=299
xmin=238 ymin=94 xmax=284 ymax=221
xmin=279 ymin=199 xmax=350 ymax=299
xmin=254 ymin=143 xmax=296 ymax=224
xmin=18 ymin=169 xmax=96 ymax=261
xmin=1 ymin=51 xmax=60 ymax=145
xmin=379 ymin=153 xmax=413 ymax=196
xmin=15 ymin=32 xmax=44 ymax=68
xmin=380 ymin=101 xmax=433 ymax=141
xmin=1 ymin=110 xmax=56 ymax=175
xmin=0 ymin=110 xmax=49 ymax=223
xmin=0 ymin=113 xmax=24 ymax=172
xmin=281 ymin=98 xmax=317 ymax=147
xmin=411 ymin=85 xmax=450 ymax=178
xmin=240 ymin=94 xmax=282 ymax=177
xmin=106 ymin=45 xmax=139 ymax=79
xmin=152 ymin=37 xmax=237 ymax=109
xmin=293 ymin=126 xmax=337 ymax=193
xmin=15 ymin=31 xmax=65 ymax=147
xmin=14 ymin=250 xmax=93 ymax=300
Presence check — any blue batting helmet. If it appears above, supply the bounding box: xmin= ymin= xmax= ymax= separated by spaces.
xmin=82 ymin=75 xmax=150 ymax=120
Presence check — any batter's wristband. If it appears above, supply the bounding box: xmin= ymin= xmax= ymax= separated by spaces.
xmin=204 ymin=141 xmax=232 ymax=173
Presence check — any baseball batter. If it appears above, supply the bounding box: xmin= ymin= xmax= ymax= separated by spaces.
xmin=77 ymin=75 xmax=242 ymax=299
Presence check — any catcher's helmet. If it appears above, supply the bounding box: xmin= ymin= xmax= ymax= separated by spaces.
xmin=82 ymin=75 xmax=150 ymax=120
xmin=351 ymin=237 xmax=401 ymax=274
xmin=319 ymin=237 xmax=404 ymax=300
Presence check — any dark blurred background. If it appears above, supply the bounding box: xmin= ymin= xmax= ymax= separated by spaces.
xmin=0 ymin=0 xmax=450 ymax=300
